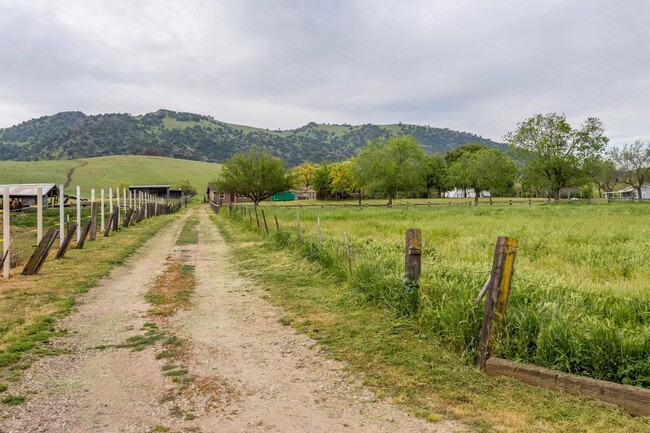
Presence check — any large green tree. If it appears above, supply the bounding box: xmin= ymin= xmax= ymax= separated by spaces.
xmin=353 ymin=136 xmax=428 ymax=205
xmin=425 ymin=153 xmax=448 ymax=198
xmin=215 ymin=148 xmax=292 ymax=205
xmin=505 ymin=113 xmax=608 ymax=200
xmin=447 ymin=148 xmax=517 ymax=204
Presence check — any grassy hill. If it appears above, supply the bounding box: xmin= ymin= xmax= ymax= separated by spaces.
xmin=0 ymin=155 xmax=218 ymax=194
xmin=0 ymin=110 xmax=503 ymax=166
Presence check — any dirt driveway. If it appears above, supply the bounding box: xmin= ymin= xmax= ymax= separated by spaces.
xmin=0 ymin=207 xmax=460 ymax=433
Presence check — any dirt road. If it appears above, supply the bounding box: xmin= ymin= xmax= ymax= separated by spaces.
xmin=0 ymin=207 xmax=459 ymax=433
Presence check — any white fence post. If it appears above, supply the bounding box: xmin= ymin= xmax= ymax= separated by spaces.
xmin=3 ymin=186 xmax=10 ymax=279
xmin=76 ymin=185 xmax=81 ymax=242
xmin=36 ymin=186 xmax=43 ymax=244
xmin=100 ymin=189 xmax=105 ymax=232
xmin=59 ymin=184 xmax=64 ymax=247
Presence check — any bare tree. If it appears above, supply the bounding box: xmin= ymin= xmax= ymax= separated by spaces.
xmin=610 ymin=140 xmax=650 ymax=200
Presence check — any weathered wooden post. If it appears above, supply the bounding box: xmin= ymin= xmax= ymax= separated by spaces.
xmin=344 ymin=231 xmax=353 ymax=275
xmin=261 ymin=209 xmax=269 ymax=235
xmin=475 ymin=236 xmax=518 ymax=370
xmin=405 ymin=229 xmax=422 ymax=282
xmin=90 ymin=202 xmax=98 ymax=241
xmin=254 ymin=206 xmax=260 ymax=229
xmin=77 ymin=220 xmax=92 ymax=249
xmin=22 ymin=227 xmax=58 ymax=275
xmin=275 ymin=215 xmax=279 ymax=231
xmin=56 ymin=223 xmax=77 ymax=259
xmin=104 ymin=213 xmax=114 ymax=237
xmin=59 ymin=184 xmax=65 ymax=247
xmin=3 ymin=185 xmax=10 ymax=279
xmin=36 ymin=186 xmax=43 ymax=245
xmin=109 ymin=187 xmax=114 ymax=219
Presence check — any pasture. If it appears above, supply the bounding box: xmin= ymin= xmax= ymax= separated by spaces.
xmin=235 ymin=200 xmax=650 ymax=388
xmin=0 ymin=155 xmax=219 ymax=193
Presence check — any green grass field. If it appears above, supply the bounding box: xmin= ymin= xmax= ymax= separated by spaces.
xmin=0 ymin=155 xmax=219 ymax=194
xmin=226 ymin=201 xmax=650 ymax=388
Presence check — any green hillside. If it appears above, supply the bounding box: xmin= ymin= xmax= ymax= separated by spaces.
xmin=0 ymin=155 xmax=218 ymax=194
xmin=0 ymin=110 xmax=503 ymax=166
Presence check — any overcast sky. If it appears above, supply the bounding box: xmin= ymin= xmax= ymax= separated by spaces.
xmin=0 ymin=0 xmax=648 ymax=145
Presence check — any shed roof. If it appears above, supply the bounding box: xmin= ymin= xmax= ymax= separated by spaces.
xmin=128 ymin=185 xmax=171 ymax=189
xmin=0 ymin=184 xmax=57 ymax=196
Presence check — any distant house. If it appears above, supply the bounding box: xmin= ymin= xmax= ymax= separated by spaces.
xmin=444 ymin=188 xmax=490 ymax=198
xmin=205 ymin=183 xmax=251 ymax=204
xmin=603 ymin=185 xmax=650 ymax=200
xmin=129 ymin=184 xmax=181 ymax=199
xmin=0 ymin=184 xmax=59 ymax=208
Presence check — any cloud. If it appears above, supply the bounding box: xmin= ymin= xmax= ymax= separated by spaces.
xmin=0 ymin=0 xmax=648 ymax=145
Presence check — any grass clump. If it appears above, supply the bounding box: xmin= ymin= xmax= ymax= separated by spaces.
xmin=145 ymin=261 xmax=196 ymax=316
xmin=2 ymin=394 xmax=25 ymax=406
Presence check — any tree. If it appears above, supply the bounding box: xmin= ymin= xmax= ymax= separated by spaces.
xmin=444 ymin=143 xmax=486 ymax=165
xmin=292 ymin=161 xmax=319 ymax=189
xmin=312 ymin=164 xmax=333 ymax=199
xmin=173 ymin=179 xmax=197 ymax=196
xmin=610 ymin=140 xmax=650 ymax=201
xmin=583 ymin=157 xmax=619 ymax=197
xmin=353 ymin=136 xmax=428 ymax=205
xmin=329 ymin=160 xmax=356 ymax=199
xmin=215 ymin=148 xmax=292 ymax=205
xmin=505 ymin=113 xmax=608 ymax=200
xmin=424 ymin=153 xmax=448 ymax=198
xmin=447 ymin=148 xmax=516 ymax=204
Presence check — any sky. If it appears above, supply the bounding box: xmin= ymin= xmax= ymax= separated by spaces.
xmin=0 ymin=0 xmax=648 ymax=145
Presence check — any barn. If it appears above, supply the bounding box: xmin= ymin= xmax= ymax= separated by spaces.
xmin=0 ymin=184 xmax=59 ymax=208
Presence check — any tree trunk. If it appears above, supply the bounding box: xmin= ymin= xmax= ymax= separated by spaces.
xmin=474 ymin=188 xmax=480 ymax=205
xmin=637 ymin=186 xmax=643 ymax=201
xmin=387 ymin=196 xmax=393 ymax=206
xmin=554 ymin=188 xmax=560 ymax=201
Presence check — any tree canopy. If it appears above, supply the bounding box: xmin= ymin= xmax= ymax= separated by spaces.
xmin=215 ymin=149 xmax=292 ymax=205
xmin=610 ymin=140 xmax=650 ymax=200
xmin=173 ymin=179 xmax=197 ymax=196
xmin=448 ymin=148 xmax=516 ymax=203
xmin=505 ymin=113 xmax=608 ymax=200
xmin=353 ymin=136 xmax=428 ymax=205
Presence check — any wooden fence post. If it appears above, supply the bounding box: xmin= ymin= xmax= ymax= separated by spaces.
xmin=56 ymin=223 xmax=78 ymax=259
xmin=405 ymin=229 xmax=422 ymax=281
xmin=23 ymin=228 xmax=58 ymax=275
xmin=90 ymin=202 xmax=98 ymax=241
xmin=344 ymin=231 xmax=353 ymax=275
xmin=261 ymin=209 xmax=269 ymax=235
xmin=77 ymin=220 xmax=92 ymax=249
xmin=254 ymin=206 xmax=260 ymax=229
xmin=475 ymin=236 xmax=518 ymax=370
xmin=104 ymin=213 xmax=114 ymax=237
xmin=275 ymin=215 xmax=279 ymax=231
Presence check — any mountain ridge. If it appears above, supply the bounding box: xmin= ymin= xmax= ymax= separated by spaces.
xmin=0 ymin=109 xmax=503 ymax=166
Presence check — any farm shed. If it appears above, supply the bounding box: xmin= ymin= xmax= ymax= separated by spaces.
xmin=129 ymin=184 xmax=173 ymax=198
xmin=0 ymin=183 xmax=59 ymax=208
xmin=272 ymin=191 xmax=295 ymax=201
xmin=205 ymin=183 xmax=252 ymax=204
xmin=603 ymin=186 xmax=650 ymax=200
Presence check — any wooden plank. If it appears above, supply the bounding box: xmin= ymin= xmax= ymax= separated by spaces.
xmin=112 ymin=207 xmax=119 ymax=231
xmin=56 ymin=223 xmax=78 ymax=259
xmin=77 ymin=219 xmax=92 ymax=249
xmin=486 ymin=357 xmax=650 ymax=417
xmin=22 ymin=227 xmax=58 ymax=275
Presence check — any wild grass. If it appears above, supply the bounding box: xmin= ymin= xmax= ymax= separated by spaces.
xmin=145 ymin=261 xmax=196 ymax=316
xmin=176 ymin=217 xmax=199 ymax=245
xmin=213 ymin=211 xmax=649 ymax=432
xmin=227 ymin=202 xmax=650 ymax=388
